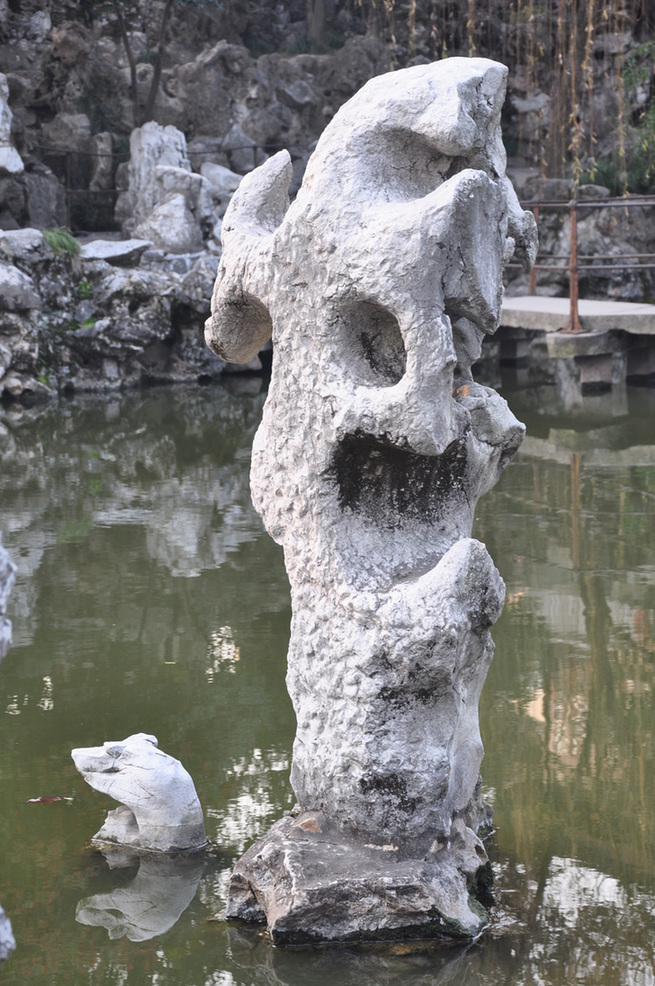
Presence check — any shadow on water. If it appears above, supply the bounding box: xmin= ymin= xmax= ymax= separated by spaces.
xmin=0 ymin=378 xmax=653 ymax=984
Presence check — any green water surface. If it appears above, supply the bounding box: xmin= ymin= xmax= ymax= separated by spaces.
xmin=0 ymin=379 xmax=653 ymax=985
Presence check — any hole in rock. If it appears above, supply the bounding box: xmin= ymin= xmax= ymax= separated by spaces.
xmin=332 ymin=431 xmax=468 ymax=526
xmin=339 ymin=301 xmax=406 ymax=386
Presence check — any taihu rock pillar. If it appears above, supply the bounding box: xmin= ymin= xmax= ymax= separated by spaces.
xmin=205 ymin=57 xmax=537 ymax=945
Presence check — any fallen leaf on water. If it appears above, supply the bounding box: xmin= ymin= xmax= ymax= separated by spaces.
xmin=26 ymin=796 xmax=73 ymax=804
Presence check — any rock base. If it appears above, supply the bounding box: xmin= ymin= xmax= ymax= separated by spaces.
xmin=224 ymin=812 xmax=492 ymax=946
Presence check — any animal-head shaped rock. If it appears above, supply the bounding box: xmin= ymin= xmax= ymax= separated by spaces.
xmin=71 ymin=733 xmax=207 ymax=853
xmin=205 ymin=58 xmax=536 ymax=594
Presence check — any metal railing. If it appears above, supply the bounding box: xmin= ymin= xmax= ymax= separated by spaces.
xmin=515 ymin=195 xmax=655 ymax=334
xmin=32 ymin=140 xmax=304 ymax=232
xmin=31 ymin=143 xmax=655 ymax=326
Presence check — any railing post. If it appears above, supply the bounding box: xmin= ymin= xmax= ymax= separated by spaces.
xmin=65 ymin=149 xmax=72 ymax=230
xmin=564 ymin=197 xmax=583 ymax=333
xmin=529 ymin=204 xmax=539 ymax=295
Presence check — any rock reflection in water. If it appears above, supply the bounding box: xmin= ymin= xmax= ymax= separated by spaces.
xmin=0 ymin=381 xmax=270 ymax=652
xmin=0 ymin=382 xmax=653 ymax=985
xmin=225 ymin=920 xmax=484 ymax=986
xmin=76 ymin=849 xmax=205 ymax=942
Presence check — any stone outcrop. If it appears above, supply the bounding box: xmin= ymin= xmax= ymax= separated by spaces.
xmin=0 ymin=71 xmax=66 ymax=230
xmin=1 ymin=3 xmax=651 ymax=401
xmin=0 ymin=227 xmax=231 ymax=400
xmin=0 ymin=73 xmax=22 ymax=175
xmin=206 ymin=58 xmax=537 ymax=943
xmin=115 ymin=122 xmax=215 ymax=254
xmin=72 ymin=732 xmax=208 ymax=853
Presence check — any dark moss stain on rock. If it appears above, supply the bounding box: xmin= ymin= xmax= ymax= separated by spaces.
xmin=332 ymin=431 xmax=468 ymax=526
xmin=359 ymin=772 xmax=420 ymax=814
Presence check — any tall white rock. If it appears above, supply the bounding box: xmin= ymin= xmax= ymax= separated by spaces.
xmin=0 ymin=74 xmax=23 ymax=176
xmin=116 ymin=122 xmax=213 ymax=253
xmin=206 ymin=57 xmax=537 ymax=944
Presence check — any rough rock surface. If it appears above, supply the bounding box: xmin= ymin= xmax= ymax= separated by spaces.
xmin=0 ymin=227 xmax=227 ymax=399
xmin=116 ymin=122 xmax=214 ymax=254
xmin=0 ymin=73 xmax=22 ymax=174
xmin=71 ymin=732 xmax=208 ymax=853
xmin=80 ymin=237 xmax=152 ymax=265
xmin=225 ymin=812 xmax=491 ymax=946
xmin=206 ymin=57 xmax=537 ymax=942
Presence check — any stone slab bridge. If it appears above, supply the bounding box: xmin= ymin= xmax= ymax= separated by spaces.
xmin=499 ymin=295 xmax=655 ymax=390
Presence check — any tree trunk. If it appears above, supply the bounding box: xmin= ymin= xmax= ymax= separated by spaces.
xmin=143 ymin=0 xmax=174 ymax=125
xmin=117 ymin=6 xmax=140 ymax=129
xmin=307 ymin=0 xmax=325 ymax=45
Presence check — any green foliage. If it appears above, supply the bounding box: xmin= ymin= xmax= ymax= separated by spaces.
xmin=623 ymin=41 xmax=655 ymax=194
xmin=581 ymin=37 xmax=655 ymax=202
xmin=580 ymin=128 xmax=655 ymax=196
xmin=626 ymin=116 xmax=655 ymax=194
xmin=281 ymin=28 xmax=345 ymax=55
xmin=323 ymin=27 xmax=346 ymax=49
xmin=624 ymin=41 xmax=655 ymax=97
xmin=78 ymin=280 xmax=93 ymax=300
xmin=42 ymin=228 xmax=81 ymax=257
xmin=579 ymin=159 xmax=624 ymax=196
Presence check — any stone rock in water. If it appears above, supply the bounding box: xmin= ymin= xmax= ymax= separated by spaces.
xmin=71 ymin=733 xmax=207 ymax=853
xmin=206 ymin=57 xmax=537 ymax=943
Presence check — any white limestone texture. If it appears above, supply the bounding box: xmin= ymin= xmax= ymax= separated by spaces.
xmin=0 ymin=263 xmax=42 ymax=311
xmin=80 ymin=237 xmax=153 ymax=265
xmin=71 ymin=732 xmax=207 ymax=853
xmin=0 ymin=73 xmax=23 ymax=175
xmin=206 ymin=57 xmax=537 ymax=936
xmin=116 ymin=122 xmax=213 ymax=254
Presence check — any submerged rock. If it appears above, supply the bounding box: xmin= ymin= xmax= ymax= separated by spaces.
xmin=72 ymin=732 xmax=208 ymax=853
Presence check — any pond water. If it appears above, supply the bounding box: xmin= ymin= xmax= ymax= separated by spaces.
xmin=0 ymin=376 xmax=653 ymax=985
